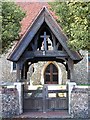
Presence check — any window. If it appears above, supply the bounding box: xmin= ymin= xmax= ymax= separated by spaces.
xmin=11 ymin=62 xmax=16 ymax=72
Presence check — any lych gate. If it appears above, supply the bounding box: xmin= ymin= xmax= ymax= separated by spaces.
xmin=7 ymin=7 xmax=82 ymax=113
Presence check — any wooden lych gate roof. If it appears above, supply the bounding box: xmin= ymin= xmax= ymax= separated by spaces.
xmin=7 ymin=3 xmax=82 ymax=63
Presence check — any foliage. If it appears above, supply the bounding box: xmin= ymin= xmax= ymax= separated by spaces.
xmin=49 ymin=1 xmax=90 ymax=50
xmin=1 ymin=2 xmax=25 ymax=53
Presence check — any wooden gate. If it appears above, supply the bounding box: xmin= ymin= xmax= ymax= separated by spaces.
xmin=23 ymin=85 xmax=68 ymax=112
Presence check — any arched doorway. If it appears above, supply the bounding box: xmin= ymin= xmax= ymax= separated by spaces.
xmin=41 ymin=61 xmax=62 ymax=85
xmin=44 ymin=63 xmax=58 ymax=84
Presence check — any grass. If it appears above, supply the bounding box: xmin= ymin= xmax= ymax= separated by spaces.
xmin=78 ymin=84 xmax=90 ymax=86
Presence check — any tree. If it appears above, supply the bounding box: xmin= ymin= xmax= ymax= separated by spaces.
xmin=1 ymin=2 xmax=25 ymax=54
xmin=49 ymin=1 xmax=90 ymax=50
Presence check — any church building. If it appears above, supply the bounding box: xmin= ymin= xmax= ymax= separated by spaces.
xmin=1 ymin=2 xmax=89 ymax=85
xmin=0 ymin=2 xmax=90 ymax=116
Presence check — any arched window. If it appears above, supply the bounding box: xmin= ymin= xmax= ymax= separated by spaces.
xmin=44 ymin=63 xmax=58 ymax=84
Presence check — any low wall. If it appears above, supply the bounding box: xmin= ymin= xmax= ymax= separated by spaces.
xmin=0 ymin=86 xmax=20 ymax=118
xmin=70 ymin=88 xmax=90 ymax=118
xmin=0 ymin=84 xmax=90 ymax=119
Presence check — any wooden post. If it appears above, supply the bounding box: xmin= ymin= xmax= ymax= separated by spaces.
xmin=43 ymin=85 xmax=48 ymax=113
xmin=21 ymin=68 xmax=24 ymax=80
xmin=21 ymin=64 xmax=26 ymax=82
xmin=52 ymin=33 xmax=56 ymax=50
xmin=16 ymin=63 xmax=21 ymax=82
xmin=21 ymin=63 xmax=28 ymax=80
xmin=68 ymin=58 xmax=74 ymax=82
xmin=67 ymin=69 xmax=70 ymax=79
xmin=23 ymin=64 xmax=28 ymax=91
xmin=70 ymin=67 xmax=74 ymax=82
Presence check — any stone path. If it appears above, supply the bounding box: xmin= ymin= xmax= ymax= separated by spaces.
xmin=14 ymin=110 xmax=71 ymax=119
xmin=3 ymin=111 xmax=89 ymax=120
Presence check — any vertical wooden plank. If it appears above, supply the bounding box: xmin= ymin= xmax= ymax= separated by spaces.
xmin=67 ymin=69 xmax=70 ymax=79
xmin=52 ymin=33 xmax=56 ymax=50
xmin=42 ymin=85 xmax=48 ymax=112
xmin=56 ymin=42 xmax=60 ymax=50
xmin=21 ymin=69 xmax=24 ymax=80
xmin=34 ymin=35 xmax=38 ymax=50
xmin=43 ymin=85 xmax=46 ymax=112
xmin=21 ymin=64 xmax=25 ymax=81
xmin=16 ymin=63 xmax=21 ymax=82
xmin=68 ymin=58 xmax=74 ymax=82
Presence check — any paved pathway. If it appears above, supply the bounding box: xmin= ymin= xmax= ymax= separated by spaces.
xmin=3 ymin=111 xmax=89 ymax=120
xmin=15 ymin=110 xmax=71 ymax=119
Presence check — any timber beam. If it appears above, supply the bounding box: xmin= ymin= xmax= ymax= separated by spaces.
xmin=22 ymin=50 xmax=68 ymax=59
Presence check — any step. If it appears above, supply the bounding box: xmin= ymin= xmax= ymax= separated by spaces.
xmin=2 ymin=111 xmax=90 ymax=120
xmin=2 ymin=118 xmax=89 ymax=120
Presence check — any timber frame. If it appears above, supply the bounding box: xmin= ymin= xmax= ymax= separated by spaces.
xmin=7 ymin=7 xmax=82 ymax=83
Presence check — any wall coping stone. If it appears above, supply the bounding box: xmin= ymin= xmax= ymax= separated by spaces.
xmin=71 ymin=88 xmax=90 ymax=93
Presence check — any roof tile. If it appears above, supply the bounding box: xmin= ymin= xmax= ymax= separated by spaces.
xmin=16 ymin=2 xmax=58 ymax=37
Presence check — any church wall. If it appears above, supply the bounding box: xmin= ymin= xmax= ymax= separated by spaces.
xmin=0 ymin=53 xmax=31 ymax=83
xmin=0 ymin=54 xmax=16 ymax=83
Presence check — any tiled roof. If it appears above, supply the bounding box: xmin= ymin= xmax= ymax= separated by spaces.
xmin=7 ymin=2 xmax=58 ymax=57
xmin=8 ymin=2 xmax=82 ymax=62
xmin=16 ymin=2 xmax=58 ymax=37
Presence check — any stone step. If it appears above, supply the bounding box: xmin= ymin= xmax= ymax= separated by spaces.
xmin=2 ymin=118 xmax=89 ymax=120
xmin=2 ymin=111 xmax=90 ymax=120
